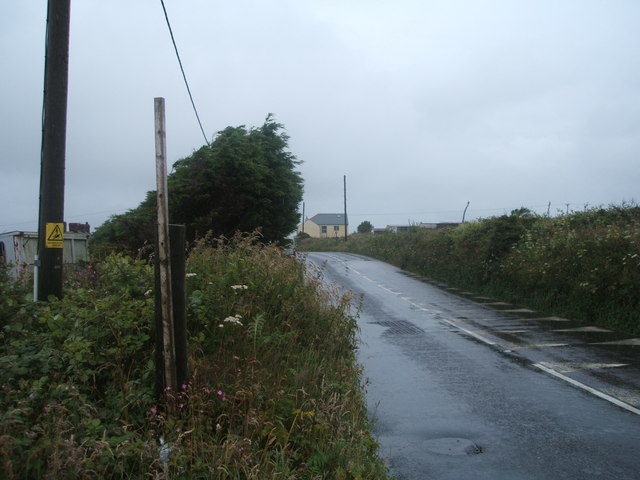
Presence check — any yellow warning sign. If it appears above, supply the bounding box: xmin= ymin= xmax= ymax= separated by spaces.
xmin=45 ymin=223 xmax=64 ymax=248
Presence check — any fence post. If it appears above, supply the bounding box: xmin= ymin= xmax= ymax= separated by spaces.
xmin=154 ymin=97 xmax=177 ymax=394
xmin=170 ymin=224 xmax=189 ymax=388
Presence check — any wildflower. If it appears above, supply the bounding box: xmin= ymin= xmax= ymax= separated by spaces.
xmin=223 ymin=314 xmax=243 ymax=326
xmin=164 ymin=386 xmax=172 ymax=392
xmin=186 ymin=273 xmax=197 ymax=278
xmin=231 ymin=284 xmax=248 ymax=290
xmin=150 ymin=407 xmax=158 ymax=415
xmin=181 ymin=384 xmax=188 ymax=391
xmin=219 ymin=324 xmax=224 ymax=328
xmin=202 ymin=387 xmax=211 ymax=395
xmin=178 ymin=403 xmax=185 ymax=409
xmin=217 ymin=390 xmax=223 ymax=396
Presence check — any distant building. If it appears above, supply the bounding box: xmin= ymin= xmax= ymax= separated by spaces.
xmin=385 ymin=222 xmax=460 ymax=233
xmin=0 ymin=223 xmax=90 ymax=279
xmin=299 ymin=213 xmax=348 ymax=238
xmin=386 ymin=225 xmax=412 ymax=233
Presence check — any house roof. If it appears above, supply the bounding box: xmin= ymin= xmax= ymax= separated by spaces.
xmin=309 ymin=213 xmax=348 ymax=225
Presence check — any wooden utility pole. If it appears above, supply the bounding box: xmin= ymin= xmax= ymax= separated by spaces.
xmin=154 ymin=98 xmax=177 ymax=392
xmin=170 ymin=224 xmax=188 ymax=388
xmin=462 ymin=201 xmax=470 ymax=224
xmin=343 ymin=175 xmax=348 ymax=241
xmin=37 ymin=0 xmax=71 ymax=301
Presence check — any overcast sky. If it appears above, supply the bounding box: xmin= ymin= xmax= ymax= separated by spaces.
xmin=2 ymin=1 xmax=639 ymax=234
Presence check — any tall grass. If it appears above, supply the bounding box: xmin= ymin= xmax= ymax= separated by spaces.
xmin=0 ymin=234 xmax=389 ymax=479
xmin=300 ymin=205 xmax=640 ymax=334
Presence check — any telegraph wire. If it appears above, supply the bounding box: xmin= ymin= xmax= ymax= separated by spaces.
xmin=159 ymin=0 xmax=209 ymax=146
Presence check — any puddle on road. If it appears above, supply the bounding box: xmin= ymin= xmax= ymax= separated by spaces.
xmin=373 ymin=319 xmax=425 ymax=336
xmin=423 ymin=437 xmax=483 ymax=456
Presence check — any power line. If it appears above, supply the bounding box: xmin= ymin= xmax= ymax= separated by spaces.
xmin=159 ymin=0 xmax=209 ymax=146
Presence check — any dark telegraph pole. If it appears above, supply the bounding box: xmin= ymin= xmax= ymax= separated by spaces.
xmin=343 ymin=175 xmax=348 ymax=241
xmin=37 ymin=0 xmax=71 ymax=301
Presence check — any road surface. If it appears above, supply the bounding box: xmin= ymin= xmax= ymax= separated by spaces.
xmin=304 ymin=252 xmax=640 ymax=480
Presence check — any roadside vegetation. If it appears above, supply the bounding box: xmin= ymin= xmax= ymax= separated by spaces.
xmin=0 ymin=234 xmax=389 ymax=479
xmin=299 ymin=204 xmax=640 ymax=334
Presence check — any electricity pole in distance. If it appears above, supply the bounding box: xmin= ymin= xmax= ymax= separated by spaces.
xmin=343 ymin=175 xmax=348 ymax=241
xmin=37 ymin=0 xmax=71 ymax=301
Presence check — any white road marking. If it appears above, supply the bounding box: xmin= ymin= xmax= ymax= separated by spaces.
xmin=592 ymin=338 xmax=640 ymax=346
xmin=529 ymin=316 xmax=571 ymax=322
xmin=335 ymin=255 xmax=640 ymax=416
xmin=537 ymin=361 xmax=629 ymax=373
xmin=512 ymin=343 xmax=570 ymax=349
xmin=441 ymin=319 xmax=497 ymax=346
xmin=533 ymin=363 xmax=640 ymax=416
xmin=553 ymin=326 xmax=613 ymax=333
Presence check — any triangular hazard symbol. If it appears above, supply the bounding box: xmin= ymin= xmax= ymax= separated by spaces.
xmin=48 ymin=224 xmax=63 ymax=241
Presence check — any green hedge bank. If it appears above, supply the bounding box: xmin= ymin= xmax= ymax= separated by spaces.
xmin=0 ymin=235 xmax=389 ymax=479
xmin=299 ymin=206 xmax=640 ymax=334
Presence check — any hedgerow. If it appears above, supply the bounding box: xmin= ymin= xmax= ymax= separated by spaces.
xmin=300 ymin=204 xmax=640 ymax=334
xmin=0 ymin=235 xmax=389 ymax=479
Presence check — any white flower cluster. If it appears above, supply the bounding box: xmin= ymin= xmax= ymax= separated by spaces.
xmin=219 ymin=314 xmax=243 ymax=328
xmin=231 ymin=285 xmax=248 ymax=290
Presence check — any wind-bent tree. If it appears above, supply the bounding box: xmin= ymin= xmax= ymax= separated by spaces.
xmin=92 ymin=115 xmax=303 ymax=253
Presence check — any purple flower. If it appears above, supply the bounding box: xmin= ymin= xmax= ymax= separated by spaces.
xmin=150 ymin=407 xmax=158 ymax=415
xmin=181 ymin=384 xmax=188 ymax=391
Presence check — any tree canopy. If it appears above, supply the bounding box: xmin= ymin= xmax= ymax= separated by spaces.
xmin=92 ymin=115 xmax=303 ymax=253
xmin=357 ymin=221 xmax=374 ymax=233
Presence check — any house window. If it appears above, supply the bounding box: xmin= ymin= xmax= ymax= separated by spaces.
xmin=333 ymin=225 xmax=340 ymax=232
xmin=0 ymin=242 xmax=5 ymax=264
xmin=321 ymin=226 xmax=327 ymax=234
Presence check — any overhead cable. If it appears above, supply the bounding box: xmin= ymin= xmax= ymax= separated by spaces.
xmin=159 ymin=0 xmax=209 ymax=146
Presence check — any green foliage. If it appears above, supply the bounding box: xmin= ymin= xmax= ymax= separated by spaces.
xmin=357 ymin=221 xmax=374 ymax=234
xmin=1 ymin=235 xmax=389 ymax=478
xmin=296 ymin=231 xmax=311 ymax=241
xmin=92 ymin=115 xmax=304 ymax=253
xmin=0 ymin=255 xmax=156 ymax=478
xmin=300 ymin=204 xmax=640 ymax=334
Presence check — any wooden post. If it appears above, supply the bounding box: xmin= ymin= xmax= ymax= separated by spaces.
xmin=462 ymin=201 xmax=470 ymax=224
xmin=154 ymin=97 xmax=177 ymax=392
xmin=343 ymin=175 xmax=348 ymax=241
xmin=37 ymin=0 xmax=71 ymax=301
xmin=170 ymin=224 xmax=188 ymax=388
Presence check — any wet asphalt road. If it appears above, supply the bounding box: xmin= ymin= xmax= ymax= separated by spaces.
xmin=304 ymin=252 xmax=640 ymax=480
